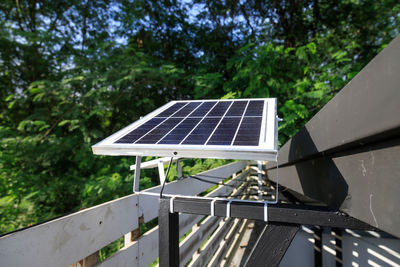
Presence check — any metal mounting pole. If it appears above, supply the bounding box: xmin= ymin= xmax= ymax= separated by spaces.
xmin=176 ymin=159 xmax=183 ymax=179
xmin=158 ymin=159 xmax=166 ymax=185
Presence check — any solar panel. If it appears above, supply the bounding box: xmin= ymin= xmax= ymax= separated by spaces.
xmin=92 ymin=99 xmax=278 ymax=161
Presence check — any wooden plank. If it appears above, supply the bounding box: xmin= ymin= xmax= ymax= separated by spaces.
xmin=100 ymin=225 xmax=159 ymax=267
xmin=186 ymin=180 xmax=251 ymax=267
xmin=96 ymin=241 xmax=138 ymax=267
xmin=139 ymin=161 xmax=249 ymax=223
xmin=266 ymin=137 xmax=400 ymax=237
xmin=0 ymin=194 xmax=138 ymax=267
xmin=268 ymin=34 xmax=400 ymax=168
xmin=138 ymin=227 xmax=159 ymax=267
xmin=188 ymin=218 xmax=235 ymax=267
xmin=207 ymin=218 xmax=243 ymax=267
xmin=179 ymin=173 xmax=250 ymax=266
xmin=243 ymin=223 xmax=299 ymax=267
xmin=121 ymin=170 xmax=250 ymax=267
xmin=221 ymin=219 xmax=250 ymax=267
xmin=172 ymin=199 xmax=375 ymax=230
xmin=180 ymin=216 xmax=221 ymax=266
xmin=178 ymin=169 xmax=249 ymax=236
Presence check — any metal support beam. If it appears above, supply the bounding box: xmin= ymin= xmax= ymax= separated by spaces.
xmin=243 ymin=223 xmax=299 ymax=267
xmin=170 ymin=197 xmax=376 ymax=230
xmin=158 ymin=159 xmax=166 ymax=185
xmin=159 ymin=198 xmax=179 ymax=267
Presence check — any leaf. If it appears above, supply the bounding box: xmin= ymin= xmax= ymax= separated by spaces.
xmin=295 ymin=46 xmax=307 ymax=60
xmin=306 ymin=42 xmax=317 ymax=54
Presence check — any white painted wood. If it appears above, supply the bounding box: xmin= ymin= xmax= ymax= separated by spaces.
xmin=180 ymin=216 xmax=222 ymax=266
xmin=188 ymin=218 xmax=235 ymax=267
xmin=0 ymin=194 xmax=139 ymax=267
xmin=0 ymin=162 xmax=249 ymax=267
xmin=117 ymin=170 xmax=249 ymax=267
xmin=207 ymin=218 xmax=242 ymax=267
xmin=180 ymin=176 xmax=250 ymax=266
xmin=138 ymin=161 xmax=249 ymax=223
xmin=187 ymin=178 xmax=252 ymax=267
xmin=124 ymin=233 xmax=132 ymax=247
xmin=138 ymin=227 xmax=159 ymax=267
xmin=179 ymin=213 xmax=203 ymax=238
xmin=220 ymin=219 xmax=249 ymax=267
xmin=134 ymin=156 xmax=142 ymax=192
xmin=178 ymin=169 xmax=249 ymax=236
xmin=132 ymin=168 xmax=250 ymax=267
xmin=96 ymin=241 xmax=139 ymax=267
xmin=100 ymin=226 xmax=159 ymax=267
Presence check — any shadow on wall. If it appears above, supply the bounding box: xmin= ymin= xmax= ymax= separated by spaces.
xmin=280 ymin=227 xmax=400 ymax=267
xmin=287 ymin=127 xmax=349 ymax=210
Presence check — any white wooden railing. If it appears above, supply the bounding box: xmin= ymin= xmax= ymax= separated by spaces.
xmin=0 ymin=160 xmax=253 ymax=267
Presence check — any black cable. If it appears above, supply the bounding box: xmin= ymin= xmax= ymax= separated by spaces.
xmin=194 ymin=174 xmax=229 ymax=180
xmin=214 ymin=193 xmax=263 ymax=198
xmin=188 ymin=175 xmax=238 ymax=187
xmin=160 ymin=157 xmax=174 ymax=198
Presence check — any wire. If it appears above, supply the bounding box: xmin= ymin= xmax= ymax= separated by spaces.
xmin=214 ymin=193 xmax=264 ymax=198
xmin=193 ymin=173 xmax=230 ymax=180
xmin=160 ymin=157 xmax=174 ymax=198
xmin=188 ymin=175 xmax=233 ymax=186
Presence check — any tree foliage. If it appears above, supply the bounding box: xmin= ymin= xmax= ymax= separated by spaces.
xmin=0 ymin=0 xmax=399 ymax=234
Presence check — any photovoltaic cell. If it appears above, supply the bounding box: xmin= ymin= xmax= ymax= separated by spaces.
xmin=225 ymin=101 xmax=248 ymax=116
xmin=206 ymin=117 xmax=241 ymax=145
xmin=245 ymin=100 xmax=264 ymax=116
xmin=136 ymin=117 xmax=184 ymax=144
xmin=94 ymin=98 xmax=277 ymax=162
xmin=182 ymin=118 xmax=220 ymax=145
xmin=189 ymin=101 xmax=217 ymax=117
xmin=233 ymin=117 xmax=262 ymax=146
xmin=156 ymin=102 xmax=187 ymax=117
xmin=115 ymin=117 xmax=165 ymax=144
xmin=114 ymin=99 xmax=268 ymax=147
xmin=172 ymin=102 xmax=202 ymax=117
xmin=207 ymin=101 xmax=231 ymax=117
xmin=158 ymin=118 xmax=201 ymax=144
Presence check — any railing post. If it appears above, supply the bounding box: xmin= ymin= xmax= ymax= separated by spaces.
xmin=134 ymin=156 xmax=142 ymax=192
xmin=159 ymin=197 xmax=179 ymax=267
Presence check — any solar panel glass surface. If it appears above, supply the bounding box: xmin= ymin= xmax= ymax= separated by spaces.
xmin=92 ymin=99 xmax=277 ymax=160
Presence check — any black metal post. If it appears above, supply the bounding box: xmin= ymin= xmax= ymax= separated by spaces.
xmin=333 ymin=228 xmax=343 ymax=267
xmin=159 ymin=198 xmax=179 ymax=267
xmin=314 ymin=226 xmax=322 ymax=267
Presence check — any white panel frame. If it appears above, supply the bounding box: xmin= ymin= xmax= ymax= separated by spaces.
xmin=92 ymin=98 xmax=278 ymax=161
